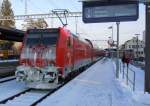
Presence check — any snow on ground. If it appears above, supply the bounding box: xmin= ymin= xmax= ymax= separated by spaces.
xmin=129 ymin=65 xmax=144 ymax=92
xmin=38 ymin=58 xmax=147 ymax=106
xmin=114 ymin=60 xmax=150 ymax=106
xmin=0 ymin=80 xmax=26 ymax=101
xmin=0 ymin=59 xmax=18 ymax=63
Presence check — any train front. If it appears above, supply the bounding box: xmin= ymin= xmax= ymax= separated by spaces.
xmin=15 ymin=28 xmax=59 ymax=89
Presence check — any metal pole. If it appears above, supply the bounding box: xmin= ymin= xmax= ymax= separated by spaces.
xmin=137 ymin=35 xmax=138 ymax=59
xmin=145 ymin=2 xmax=150 ymax=93
xmin=133 ymin=71 xmax=135 ymax=91
xmin=135 ymin=34 xmax=140 ymax=59
xmin=25 ymin=0 xmax=27 ymax=15
xmin=51 ymin=17 xmax=54 ymax=28
xmin=119 ymin=61 xmax=121 ymax=73
xmin=127 ymin=64 xmax=129 ymax=85
xmin=123 ymin=63 xmax=125 ymax=79
xmin=116 ymin=22 xmax=120 ymax=78
xmin=75 ymin=16 xmax=78 ymax=35
xmin=112 ymin=26 xmax=114 ymax=40
xmin=108 ymin=26 xmax=113 ymax=41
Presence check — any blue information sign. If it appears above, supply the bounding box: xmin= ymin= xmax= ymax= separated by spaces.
xmin=83 ymin=1 xmax=139 ymax=23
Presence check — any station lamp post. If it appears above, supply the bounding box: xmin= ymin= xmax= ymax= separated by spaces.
xmin=135 ymin=33 xmax=140 ymax=60
xmin=108 ymin=26 xmax=114 ymax=40
xmin=116 ymin=22 xmax=120 ymax=78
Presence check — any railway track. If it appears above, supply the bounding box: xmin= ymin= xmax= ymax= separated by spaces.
xmin=0 ymin=86 xmax=62 ymax=106
xmin=0 ymin=89 xmax=31 ymax=104
xmin=0 ymin=58 xmax=103 ymax=106
xmin=0 ymin=66 xmax=16 ymax=78
xmin=0 ymin=76 xmax=15 ymax=83
xmin=0 ymin=66 xmax=16 ymax=69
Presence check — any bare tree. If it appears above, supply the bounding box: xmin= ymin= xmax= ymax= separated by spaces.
xmin=22 ymin=18 xmax=48 ymax=30
xmin=34 ymin=18 xmax=48 ymax=28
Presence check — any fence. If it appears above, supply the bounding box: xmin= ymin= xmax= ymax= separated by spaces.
xmin=119 ymin=61 xmax=136 ymax=91
xmin=109 ymin=50 xmax=134 ymax=59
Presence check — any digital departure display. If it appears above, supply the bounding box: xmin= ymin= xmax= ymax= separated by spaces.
xmin=83 ymin=1 xmax=139 ymax=23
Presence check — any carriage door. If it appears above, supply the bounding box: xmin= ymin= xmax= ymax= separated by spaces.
xmin=66 ymin=36 xmax=73 ymax=73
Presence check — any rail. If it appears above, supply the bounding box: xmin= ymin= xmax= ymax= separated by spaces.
xmin=119 ymin=61 xmax=136 ymax=91
xmin=0 ymin=89 xmax=31 ymax=104
xmin=0 ymin=76 xmax=15 ymax=83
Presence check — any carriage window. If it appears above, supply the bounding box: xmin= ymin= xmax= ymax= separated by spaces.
xmin=67 ymin=37 xmax=72 ymax=48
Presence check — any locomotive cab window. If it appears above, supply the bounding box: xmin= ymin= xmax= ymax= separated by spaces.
xmin=25 ymin=29 xmax=59 ymax=46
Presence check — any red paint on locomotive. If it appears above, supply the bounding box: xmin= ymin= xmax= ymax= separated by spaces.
xmin=16 ymin=27 xmax=104 ymax=89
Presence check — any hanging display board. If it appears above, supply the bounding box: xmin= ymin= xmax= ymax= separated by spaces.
xmin=82 ymin=1 xmax=139 ymax=23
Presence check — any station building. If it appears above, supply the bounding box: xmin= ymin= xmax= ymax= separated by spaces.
xmin=121 ymin=37 xmax=145 ymax=60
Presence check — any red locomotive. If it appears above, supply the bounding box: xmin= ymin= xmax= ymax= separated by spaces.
xmin=15 ymin=27 xmax=103 ymax=89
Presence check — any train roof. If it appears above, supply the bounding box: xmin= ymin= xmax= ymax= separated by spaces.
xmin=0 ymin=26 xmax=24 ymax=42
xmin=27 ymin=28 xmax=59 ymax=34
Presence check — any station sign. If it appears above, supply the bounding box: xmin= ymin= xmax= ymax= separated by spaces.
xmin=82 ymin=1 xmax=139 ymax=23
xmin=108 ymin=37 xmax=114 ymax=46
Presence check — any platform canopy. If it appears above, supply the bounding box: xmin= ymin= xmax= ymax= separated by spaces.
xmin=0 ymin=27 xmax=24 ymax=42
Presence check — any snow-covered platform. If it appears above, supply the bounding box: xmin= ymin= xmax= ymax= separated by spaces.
xmin=38 ymin=58 xmax=148 ymax=106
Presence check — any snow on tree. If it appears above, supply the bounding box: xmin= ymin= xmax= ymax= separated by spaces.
xmin=0 ymin=0 xmax=15 ymax=27
xmin=22 ymin=18 xmax=48 ymax=30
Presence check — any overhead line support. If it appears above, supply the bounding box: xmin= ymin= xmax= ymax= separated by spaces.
xmin=0 ymin=12 xmax=82 ymax=21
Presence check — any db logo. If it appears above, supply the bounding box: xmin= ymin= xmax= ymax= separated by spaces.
xmin=108 ymin=37 xmax=114 ymax=46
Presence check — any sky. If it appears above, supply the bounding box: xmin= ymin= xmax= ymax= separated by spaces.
xmin=0 ymin=0 xmax=146 ymax=48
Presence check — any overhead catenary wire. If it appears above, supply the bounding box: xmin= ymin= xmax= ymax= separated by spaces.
xmin=0 ymin=12 xmax=82 ymax=20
